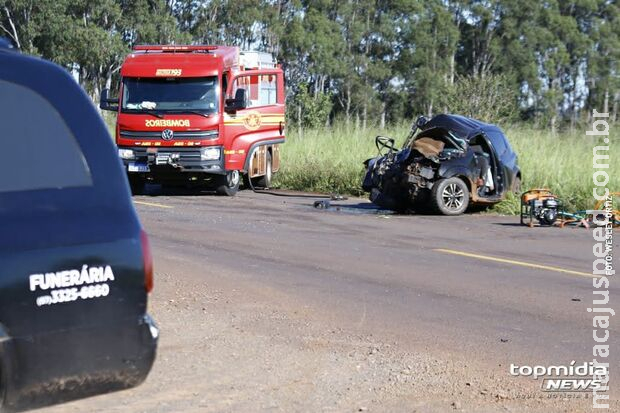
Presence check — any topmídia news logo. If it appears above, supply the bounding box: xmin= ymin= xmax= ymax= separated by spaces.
xmin=510 ymin=362 xmax=609 ymax=392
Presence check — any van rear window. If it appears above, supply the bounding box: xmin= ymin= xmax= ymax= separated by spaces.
xmin=0 ymin=80 xmax=92 ymax=193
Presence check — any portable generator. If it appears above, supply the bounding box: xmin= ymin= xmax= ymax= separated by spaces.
xmin=520 ymin=189 xmax=562 ymax=227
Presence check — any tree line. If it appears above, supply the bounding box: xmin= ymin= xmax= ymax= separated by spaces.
xmin=1 ymin=0 xmax=618 ymax=130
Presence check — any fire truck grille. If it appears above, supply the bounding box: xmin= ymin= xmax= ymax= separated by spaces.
xmin=130 ymin=147 xmax=221 ymax=171
xmin=132 ymin=147 xmax=201 ymax=160
xmin=120 ymin=130 xmax=218 ymax=140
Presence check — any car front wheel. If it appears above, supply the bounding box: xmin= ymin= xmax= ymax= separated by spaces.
xmin=431 ymin=177 xmax=470 ymax=215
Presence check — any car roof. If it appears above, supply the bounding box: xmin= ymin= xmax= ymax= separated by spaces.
xmin=0 ymin=48 xmax=140 ymax=249
xmin=422 ymin=114 xmax=504 ymax=141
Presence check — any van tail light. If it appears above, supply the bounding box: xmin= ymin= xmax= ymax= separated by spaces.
xmin=140 ymin=230 xmax=154 ymax=293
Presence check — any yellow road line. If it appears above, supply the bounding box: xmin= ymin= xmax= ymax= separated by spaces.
xmin=134 ymin=200 xmax=173 ymax=209
xmin=434 ymin=248 xmax=595 ymax=278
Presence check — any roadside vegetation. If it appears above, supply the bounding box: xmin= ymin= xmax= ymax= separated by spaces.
xmin=274 ymin=123 xmax=619 ymax=214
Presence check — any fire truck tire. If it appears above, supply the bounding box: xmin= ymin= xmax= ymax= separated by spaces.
xmin=216 ymin=170 xmax=240 ymax=196
xmin=253 ymin=151 xmax=273 ymax=188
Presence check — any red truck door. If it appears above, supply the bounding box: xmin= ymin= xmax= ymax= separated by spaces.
xmin=222 ymin=69 xmax=285 ymax=173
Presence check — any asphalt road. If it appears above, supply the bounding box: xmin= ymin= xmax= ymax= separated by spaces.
xmin=38 ymin=188 xmax=618 ymax=412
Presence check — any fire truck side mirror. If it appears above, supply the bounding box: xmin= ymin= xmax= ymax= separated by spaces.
xmin=225 ymin=88 xmax=248 ymax=113
xmin=100 ymin=88 xmax=119 ymax=112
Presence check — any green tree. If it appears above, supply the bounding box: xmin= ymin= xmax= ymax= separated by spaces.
xmin=445 ymin=74 xmax=518 ymax=123
xmin=587 ymin=0 xmax=620 ymax=121
xmin=289 ymin=83 xmax=333 ymax=130
xmin=2 ymin=0 xmax=617 ymax=126
xmin=402 ymin=0 xmax=459 ymax=117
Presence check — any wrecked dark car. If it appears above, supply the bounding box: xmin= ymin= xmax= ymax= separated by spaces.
xmin=362 ymin=114 xmax=521 ymax=215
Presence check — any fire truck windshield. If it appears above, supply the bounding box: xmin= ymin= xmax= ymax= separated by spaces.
xmin=121 ymin=76 xmax=218 ymax=115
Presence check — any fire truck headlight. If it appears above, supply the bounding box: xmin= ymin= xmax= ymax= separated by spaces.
xmin=201 ymin=147 xmax=221 ymax=161
xmin=118 ymin=148 xmax=134 ymax=159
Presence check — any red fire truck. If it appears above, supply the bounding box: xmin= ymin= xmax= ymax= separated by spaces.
xmin=100 ymin=45 xmax=285 ymax=195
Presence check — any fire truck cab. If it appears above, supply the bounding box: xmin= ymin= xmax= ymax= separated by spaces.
xmin=101 ymin=45 xmax=285 ymax=195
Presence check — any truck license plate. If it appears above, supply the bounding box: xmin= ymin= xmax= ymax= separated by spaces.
xmin=128 ymin=162 xmax=149 ymax=172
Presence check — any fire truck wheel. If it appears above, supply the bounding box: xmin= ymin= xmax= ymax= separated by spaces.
xmin=253 ymin=151 xmax=273 ymax=188
xmin=216 ymin=170 xmax=240 ymax=196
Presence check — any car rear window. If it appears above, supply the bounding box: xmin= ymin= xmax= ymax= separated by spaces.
xmin=0 ymin=79 xmax=92 ymax=193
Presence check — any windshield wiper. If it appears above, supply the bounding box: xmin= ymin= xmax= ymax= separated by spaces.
xmin=142 ymin=110 xmax=164 ymax=119
xmin=124 ymin=109 xmax=164 ymax=119
xmin=188 ymin=110 xmax=213 ymax=118
xmin=166 ymin=109 xmax=214 ymax=118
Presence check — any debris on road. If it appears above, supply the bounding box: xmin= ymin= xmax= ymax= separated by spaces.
xmin=313 ymin=200 xmax=331 ymax=209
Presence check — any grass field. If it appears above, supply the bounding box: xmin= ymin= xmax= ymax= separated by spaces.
xmin=274 ymin=123 xmax=618 ymax=214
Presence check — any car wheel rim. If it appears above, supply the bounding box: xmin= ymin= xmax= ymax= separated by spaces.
xmin=442 ymin=183 xmax=464 ymax=210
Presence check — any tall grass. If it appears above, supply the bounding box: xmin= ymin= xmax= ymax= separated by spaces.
xmin=274 ymin=123 xmax=618 ymax=214
xmin=274 ymin=123 xmax=397 ymax=197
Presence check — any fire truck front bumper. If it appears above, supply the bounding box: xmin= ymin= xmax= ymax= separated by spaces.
xmin=118 ymin=146 xmax=226 ymax=175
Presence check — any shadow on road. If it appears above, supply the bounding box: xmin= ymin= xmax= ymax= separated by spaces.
xmin=312 ymin=201 xmax=398 ymax=215
xmin=139 ymin=184 xmax=219 ymax=197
